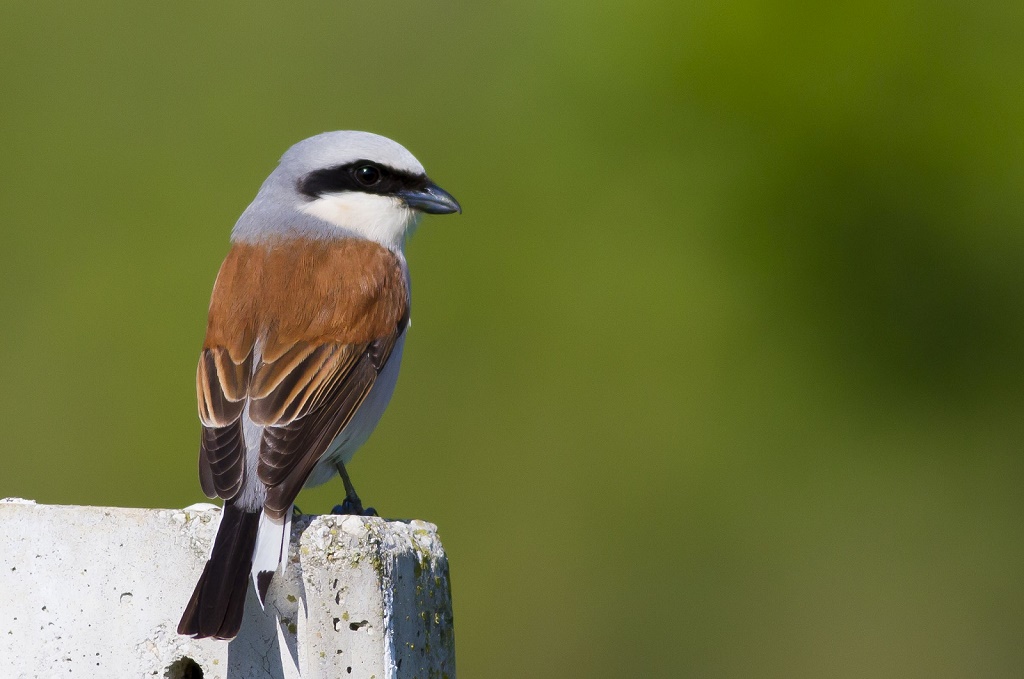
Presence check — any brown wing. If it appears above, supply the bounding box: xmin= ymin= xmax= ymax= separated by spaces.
xmin=195 ymin=237 xmax=409 ymax=513
xmin=196 ymin=346 xmax=253 ymax=500
xmin=251 ymin=315 xmax=406 ymax=519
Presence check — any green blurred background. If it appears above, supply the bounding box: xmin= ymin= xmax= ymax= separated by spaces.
xmin=2 ymin=2 xmax=1023 ymax=676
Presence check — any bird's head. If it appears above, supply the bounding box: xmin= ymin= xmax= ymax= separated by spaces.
xmin=235 ymin=131 xmax=460 ymax=249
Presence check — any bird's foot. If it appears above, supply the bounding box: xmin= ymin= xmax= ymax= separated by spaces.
xmin=331 ymin=498 xmax=378 ymax=517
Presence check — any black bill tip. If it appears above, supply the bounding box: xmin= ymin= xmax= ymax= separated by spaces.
xmin=399 ymin=181 xmax=461 ymax=215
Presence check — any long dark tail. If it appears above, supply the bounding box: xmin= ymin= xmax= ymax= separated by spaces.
xmin=177 ymin=502 xmax=260 ymax=639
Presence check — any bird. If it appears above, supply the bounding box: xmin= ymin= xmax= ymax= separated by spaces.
xmin=177 ymin=131 xmax=460 ymax=640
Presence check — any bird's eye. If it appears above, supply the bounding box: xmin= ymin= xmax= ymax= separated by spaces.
xmin=354 ymin=165 xmax=382 ymax=186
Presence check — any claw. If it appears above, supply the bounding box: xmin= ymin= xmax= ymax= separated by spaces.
xmin=332 ymin=461 xmax=378 ymax=517
xmin=331 ymin=500 xmax=377 ymax=517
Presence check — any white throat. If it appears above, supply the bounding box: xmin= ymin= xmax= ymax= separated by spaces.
xmin=300 ymin=191 xmax=418 ymax=250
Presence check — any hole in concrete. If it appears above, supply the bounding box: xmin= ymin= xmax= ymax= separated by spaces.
xmin=349 ymin=620 xmax=369 ymax=631
xmin=165 ymin=656 xmax=203 ymax=679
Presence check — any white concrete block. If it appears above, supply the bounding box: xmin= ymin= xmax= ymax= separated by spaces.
xmin=0 ymin=499 xmax=455 ymax=678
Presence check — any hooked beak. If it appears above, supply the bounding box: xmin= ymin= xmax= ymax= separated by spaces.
xmin=399 ymin=181 xmax=462 ymax=215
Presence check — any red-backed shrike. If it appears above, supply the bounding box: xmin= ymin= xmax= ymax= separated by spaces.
xmin=177 ymin=131 xmax=460 ymax=639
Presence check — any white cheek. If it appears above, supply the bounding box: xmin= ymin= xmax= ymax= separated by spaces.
xmin=300 ymin=192 xmax=416 ymax=248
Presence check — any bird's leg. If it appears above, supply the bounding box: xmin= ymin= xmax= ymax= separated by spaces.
xmin=331 ymin=461 xmax=378 ymax=516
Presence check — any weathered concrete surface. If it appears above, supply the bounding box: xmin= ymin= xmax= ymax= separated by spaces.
xmin=0 ymin=499 xmax=455 ymax=678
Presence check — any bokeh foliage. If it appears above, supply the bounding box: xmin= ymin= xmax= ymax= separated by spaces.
xmin=2 ymin=2 xmax=1022 ymax=676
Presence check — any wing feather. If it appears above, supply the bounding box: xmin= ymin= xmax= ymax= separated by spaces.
xmin=196 ymin=347 xmax=253 ymax=500
xmin=249 ymin=343 xmax=360 ymax=425
xmin=260 ymin=348 xmax=384 ymax=518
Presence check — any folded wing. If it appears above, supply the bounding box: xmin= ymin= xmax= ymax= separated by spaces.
xmin=197 ymin=346 xmax=253 ymax=500
xmin=251 ymin=321 xmax=405 ymax=519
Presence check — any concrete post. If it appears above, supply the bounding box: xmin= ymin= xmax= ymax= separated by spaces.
xmin=0 ymin=498 xmax=455 ymax=678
